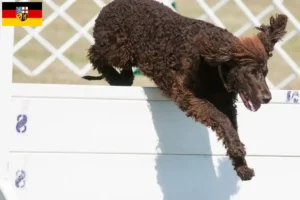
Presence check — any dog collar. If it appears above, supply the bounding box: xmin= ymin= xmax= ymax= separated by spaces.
xmin=218 ymin=65 xmax=231 ymax=92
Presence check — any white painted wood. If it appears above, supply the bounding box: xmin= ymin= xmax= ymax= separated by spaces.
xmin=0 ymin=180 xmax=19 ymax=200
xmin=7 ymin=153 xmax=300 ymax=200
xmin=11 ymin=83 xmax=167 ymax=101
xmin=10 ymin=88 xmax=300 ymax=156
xmin=11 ymin=83 xmax=298 ymax=103
xmin=7 ymin=84 xmax=300 ymax=200
xmin=5 ymin=83 xmax=300 ymax=200
xmin=0 ymin=2 xmax=19 ymax=199
xmin=0 ymin=4 xmax=15 ymax=181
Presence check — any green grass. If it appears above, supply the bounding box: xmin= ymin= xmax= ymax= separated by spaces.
xmin=12 ymin=0 xmax=300 ymax=89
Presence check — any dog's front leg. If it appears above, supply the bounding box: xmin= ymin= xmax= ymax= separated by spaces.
xmin=206 ymin=94 xmax=255 ymax=180
xmin=170 ymin=78 xmax=254 ymax=181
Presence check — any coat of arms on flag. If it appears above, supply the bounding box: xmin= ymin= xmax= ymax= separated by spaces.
xmin=16 ymin=6 xmax=28 ymax=21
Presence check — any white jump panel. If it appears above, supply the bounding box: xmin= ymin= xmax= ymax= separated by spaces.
xmin=6 ymin=84 xmax=300 ymax=200
xmin=8 ymin=154 xmax=300 ymax=200
xmin=10 ymin=84 xmax=300 ymax=156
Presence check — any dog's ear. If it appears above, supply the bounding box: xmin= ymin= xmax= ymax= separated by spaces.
xmin=256 ymin=14 xmax=288 ymax=57
xmin=202 ymin=51 xmax=232 ymax=67
xmin=192 ymin=33 xmax=233 ymax=66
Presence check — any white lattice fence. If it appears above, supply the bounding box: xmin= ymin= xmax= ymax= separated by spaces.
xmin=12 ymin=0 xmax=300 ymax=89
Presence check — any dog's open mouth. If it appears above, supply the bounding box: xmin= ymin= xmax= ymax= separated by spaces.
xmin=239 ymin=91 xmax=260 ymax=112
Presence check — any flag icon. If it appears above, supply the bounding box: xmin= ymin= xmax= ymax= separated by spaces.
xmin=2 ymin=2 xmax=42 ymax=26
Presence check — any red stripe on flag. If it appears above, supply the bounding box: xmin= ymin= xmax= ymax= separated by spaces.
xmin=2 ymin=10 xmax=42 ymax=18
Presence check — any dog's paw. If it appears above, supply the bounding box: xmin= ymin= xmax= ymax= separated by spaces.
xmin=236 ymin=166 xmax=255 ymax=181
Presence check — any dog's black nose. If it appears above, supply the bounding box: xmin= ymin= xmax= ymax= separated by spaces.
xmin=262 ymin=93 xmax=272 ymax=104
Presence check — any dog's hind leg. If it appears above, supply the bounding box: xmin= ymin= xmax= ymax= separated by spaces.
xmin=85 ymin=44 xmax=134 ymax=86
xmin=102 ymin=65 xmax=134 ymax=86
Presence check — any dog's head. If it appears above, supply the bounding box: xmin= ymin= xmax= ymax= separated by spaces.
xmin=222 ymin=14 xmax=288 ymax=112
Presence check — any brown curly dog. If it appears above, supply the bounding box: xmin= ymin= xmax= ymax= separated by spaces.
xmin=83 ymin=0 xmax=288 ymax=181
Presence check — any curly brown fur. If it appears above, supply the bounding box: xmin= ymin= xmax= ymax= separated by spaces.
xmin=85 ymin=0 xmax=288 ymax=181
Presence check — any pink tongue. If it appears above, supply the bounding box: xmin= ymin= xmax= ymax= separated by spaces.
xmin=248 ymin=100 xmax=255 ymax=111
xmin=239 ymin=93 xmax=256 ymax=112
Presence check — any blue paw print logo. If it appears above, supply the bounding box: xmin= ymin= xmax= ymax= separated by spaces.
xmin=286 ymin=91 xmax=299 ymax=103
xmin=15 ymin=170 xmax=26 ymax=188
xmin=16 ymin=114 xmax=27 ymax=133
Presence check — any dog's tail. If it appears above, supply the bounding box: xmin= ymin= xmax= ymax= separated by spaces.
xmin=82 ymin=75 xmax=104 ymax=81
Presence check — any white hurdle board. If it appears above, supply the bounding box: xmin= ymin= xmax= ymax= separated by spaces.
xmin=2 ymin=16 xmax=300 ymax=200
xmin=8 ymin=84 xmax=300 ymax=200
